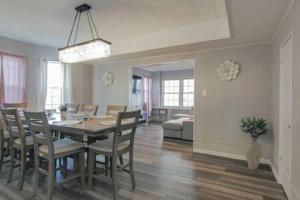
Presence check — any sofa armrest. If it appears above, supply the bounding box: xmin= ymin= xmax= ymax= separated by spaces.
xmin=182 ymin=120 xmax=193 ymax=140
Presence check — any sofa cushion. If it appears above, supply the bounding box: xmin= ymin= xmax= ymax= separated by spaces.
xmin=172 ymin=114 xmax=193 ymax=119
xmin=162 ymin=120 xmax=182 ymax=130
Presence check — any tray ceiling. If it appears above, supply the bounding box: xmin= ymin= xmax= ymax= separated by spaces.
xmin=0 ymin=0 xmax=230 ymax=55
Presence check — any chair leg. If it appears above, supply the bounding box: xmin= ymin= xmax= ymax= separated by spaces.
xmin=105 ymin=156 xmax=109 ymax=176
xmin=63 ymin=157 xmax=68 ymax=178
xmin=129 ymin=151 xmax=136 ymax=190
xmin=32 ymin=156 xmax=40 ymax=195
xmin=110 ymin=157 xmax=113 ymax=178
xmin=112 ymin=155 xmax=119 ymax=200
xmin=7 ymin=147 xmax=15 ymax=184
xmin=87 ymin=150 xmax=95 ymax=189
xmin=119 ymin=155 xmax=124 ymax=166
xmin=79 ymin=151 xmax=85 ymax=189
xmin=0 ymin=140 xmax=4 ymax=174
xmin=47 ymin=159 xmax=55 ymax=200
xmin=17 ymin=149 xmax=26 ymax=190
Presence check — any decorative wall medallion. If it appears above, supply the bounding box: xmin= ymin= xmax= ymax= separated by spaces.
xmin=216 ymin=60 xmax=240 ymax=81
xmin=102 ymin=72 xmax=115 ymax=86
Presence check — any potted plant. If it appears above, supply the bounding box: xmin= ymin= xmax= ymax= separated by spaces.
xmin=240 ymin=116 xmax=269 ymax=170
xmin=59 ymin=104 xmax=67 ymax=120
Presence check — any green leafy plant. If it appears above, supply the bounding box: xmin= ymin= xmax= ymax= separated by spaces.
xmin=240 ymin=116 xmax=269 ymax=138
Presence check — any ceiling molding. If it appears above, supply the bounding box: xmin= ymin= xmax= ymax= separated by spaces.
xmin=90 ymin=41 xmax=271 ymax=66
xmin=272 ymin=0 xmax=295 ymax=41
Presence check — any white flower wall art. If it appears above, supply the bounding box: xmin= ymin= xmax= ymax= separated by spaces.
xmin=216 ymin=60 xmax=240 ymax=81
xmin=102 ymin=72 xmax=115 ymax=86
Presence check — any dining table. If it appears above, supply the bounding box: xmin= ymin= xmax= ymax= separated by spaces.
xmin=48 ymin=113 xmax=117 ymax=146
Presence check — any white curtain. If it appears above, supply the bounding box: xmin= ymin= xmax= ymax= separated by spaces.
xmin=148 ymin=77 xmax=152 ymax=116
xmin=143 ymin=75 xmax=152 ymax=116
xmin=0 ymin=54 xmax=26 ymax=104
xmin=36 ymin=58 xmax=48 ymax=111
xmin=62 ymin=63 xmax=73 ymax=104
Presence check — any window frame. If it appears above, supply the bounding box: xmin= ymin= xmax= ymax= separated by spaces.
xmin=182 ymin=79 xmax=194 ymax=108
xmin=45 ymin=61 xmax=63 ymax=111
xmin=162 ymin=80 xmax=180 ymax=107
xmin=161 ymin=78 xmax=194 ymax=108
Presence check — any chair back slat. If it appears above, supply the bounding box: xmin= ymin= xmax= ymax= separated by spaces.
xmin=65 ymin=103 xmax=80 ymax=113
xmin=0 ymin=108 xmax=26 ymax=145
xmin=113 ymin=110 xmax=140 ymax=152
xmin=3 ymin=103 xmax=28 ymax=110
xmin=24 ymin=111 xmax=54 ymax=152
xmin=78 ymin=104 xmax=98 ymax=116
xmin=107 ymin=105 xmax=127 ymax=116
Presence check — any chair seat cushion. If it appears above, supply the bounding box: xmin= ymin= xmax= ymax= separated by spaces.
xmin=89 ymin=139 xmax=129 ymax=153
xmin=39 ymin=138 xmax=83 ymax=155
xmin=14 ymin=135 xmax=34 ymax=146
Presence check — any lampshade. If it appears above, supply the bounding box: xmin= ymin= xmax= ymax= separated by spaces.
xmin=58 ymin=39 xmax=111 ymax=63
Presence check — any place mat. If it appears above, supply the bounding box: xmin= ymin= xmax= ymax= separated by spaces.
xmin=52 ymin=120 xmax=82 ymax=126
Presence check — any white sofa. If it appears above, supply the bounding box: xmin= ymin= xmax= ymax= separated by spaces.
xmin=162 ymin=117 xmax=193 ymax=141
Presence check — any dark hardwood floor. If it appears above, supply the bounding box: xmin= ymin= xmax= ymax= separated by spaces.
xmin=0 ymin=124 xmax=286 ymax=200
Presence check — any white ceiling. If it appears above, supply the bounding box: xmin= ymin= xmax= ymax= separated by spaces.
xmin=135 ymin=59 xmax=195 ymax=72
xmin=0 ymin=0 xmax=291 ymax=58
xmin=86 ymin=0 xmax=291 ymax=64
xmin=0 ymin=0 xmax=230 ymax=55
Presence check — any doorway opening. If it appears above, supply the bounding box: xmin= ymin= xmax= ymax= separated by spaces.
xmin=130 ymin=59 xmax=195 ymax=143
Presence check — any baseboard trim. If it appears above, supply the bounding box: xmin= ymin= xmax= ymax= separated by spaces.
xmin=193 ymin=148 xmax=277 ymax=177
xmin=193 ymin=148 xmax=270 ymax=164
xmin=270 ymin=163 xmax=280 ymax=183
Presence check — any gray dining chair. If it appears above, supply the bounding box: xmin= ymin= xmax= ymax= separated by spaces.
xmin=88 ymin=110 xmax=141 ymax=200
xmin=106 ymin=105 xmax=127 ymax=116
xmin=65 ymin=103 xmax=80 ymax=113
xmin=24 ymin=111 xmax=85 ymax=200
xmin=78 ymin=104 xmax=98 ymax=116
xmin=0 ymin=108 xmax=34 ymax=191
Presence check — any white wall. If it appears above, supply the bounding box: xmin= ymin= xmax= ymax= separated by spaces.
xmin=69 ymin=63 xmax=93 ymax=105
xmin=271 ymin=1 xmax=300 ymax=199
xmin=0 ymin=36 xmax=57 ymax=109
xmin=160 ymin=69 xmax=194 ymax=80
xmin=92 ymin=43 xmax=272 ymax=161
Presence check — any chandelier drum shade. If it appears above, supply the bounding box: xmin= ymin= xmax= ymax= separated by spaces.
xmin=58 ymin=4 xmax=111 ymax=63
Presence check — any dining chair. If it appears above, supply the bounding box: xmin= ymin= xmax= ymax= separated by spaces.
xmin=78 ymin=104 xmax=98 ymax=116
xmin=106 ymin=105 xmax=127 ymax=116
xmin=24 ymin=111 xmax=85 ymax=200
xmin=0 ymin=108 xmax=34 ymax=191
xmin=65 ymin=103 xmax=80 ymax=113
xmin=3 ymin=103 xmax=28 ymax=110
xmin=104 ymin=105 xmax=128 ymax=166
xmin=88 ymin=110 xmax=141 ymax=200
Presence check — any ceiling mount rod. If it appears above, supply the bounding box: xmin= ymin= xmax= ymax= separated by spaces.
xmin=75 ymin=4 xmax=91 ymax=13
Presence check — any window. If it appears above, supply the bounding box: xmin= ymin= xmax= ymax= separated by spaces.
xmin=0 ymin=53 xmax=26 ymax=104
xmin=163 ymin=80 xmax=180 ymax=107
xmin=183 ymin=79 xmax=194 ymax=107
xmin=45 ymin=61 xmax=62 ymax=110
xmin=162 ymin=79 xmax=194 ymax=108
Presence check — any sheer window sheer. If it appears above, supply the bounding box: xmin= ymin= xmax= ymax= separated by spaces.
xmin=0 ymin=53 xmax=26 ymax=105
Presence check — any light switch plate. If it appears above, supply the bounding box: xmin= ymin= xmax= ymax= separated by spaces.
xmin=202 ymin=90 xmax=207 ymax=96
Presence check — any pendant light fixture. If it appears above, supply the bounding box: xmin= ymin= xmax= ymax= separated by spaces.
xmin=58 ymin=4 xmax=111 ymax=63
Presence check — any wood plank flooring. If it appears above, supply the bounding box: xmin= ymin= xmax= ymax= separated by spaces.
xmin=0 ymin=124 xmax=286 ymax=200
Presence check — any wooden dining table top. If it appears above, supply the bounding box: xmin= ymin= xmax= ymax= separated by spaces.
xmin=19 ymin=112 xmax=118 ymax=137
